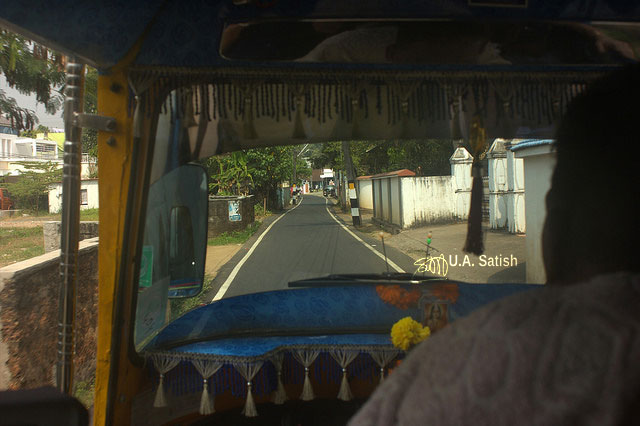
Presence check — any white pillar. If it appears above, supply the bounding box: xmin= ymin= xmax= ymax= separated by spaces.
xmin=506 ymin=145 xmax=526 ymax=234
xmin=487 ymin=139 xmax=509 ymax=230
xmin=449 ymin=146 xmax=473 ymax=220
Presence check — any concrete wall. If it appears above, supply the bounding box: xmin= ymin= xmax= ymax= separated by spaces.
xmin=42 ymin=221 xmax=100 ymax=253
xmin=49 ymin=180 xmax=99 ymax=213
xmin=371 ymin=148 xmax=473 ymax=230
xmin=0 ymin=238 xmax=98 ymax=390
xmin=400 ymin=176 xmax=456 ymax=227
xmin=390 ymin=177 xmax=401 ymax=226
xmin=514 ymin=143 xmax=556 ymax=283
xmin=356 ymin=179 xmax=373 ymax=210
xmin=373 ymin=179 xmax=382 ymax=219
xmin=207 ymin=195 xmax=255 ymax=237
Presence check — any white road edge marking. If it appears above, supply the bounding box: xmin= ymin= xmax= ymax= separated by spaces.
xmin=212 ymin=196 xmax=305 ymax=301
xmin=325 ymin=199 xmax=405 ymax=273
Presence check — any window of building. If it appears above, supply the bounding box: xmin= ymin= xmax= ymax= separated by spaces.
xmin=80 ymin=189 xmax=88 ymax=205
xmin=36 ymin=143 xmax=56 ymax=157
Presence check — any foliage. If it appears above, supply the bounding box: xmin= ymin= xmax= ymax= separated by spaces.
xmin=0 ymin=89 xmax=38 ymax=130
xmin=19 ymin=124 xmax=49 ymax=138
xmin=82 ymin=67 xmax=98 ymax=156
xmin=254 ymin=203 xmax=272 ymax=218
xmin=73 ymin=378 xmax=95 ymax=409
xmin=312 ymin=139 xmax=454 ymax=177
xmin=244 ymin=146 xmax=292 ymax=208
xmin=0 ymin=30 xmax=66 ymax=129
xmin=309 ymin=142 xmax=343 ymax=170
xmin=206 ymin=145 xmax=311 ymax=209
xmin=206 ymin=151 xmax=253 ymax=195
xmin=208 ymin=221 xmax=261 ymax=246
xmin=5 ymin=161 xmax=62 ymax=211
xmin=79 ymin=208 xmax=99 ymax=221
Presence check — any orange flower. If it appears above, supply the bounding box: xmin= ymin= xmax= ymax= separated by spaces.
xmin=430 ymin=283 xmax=459 ymax=303
xmin=376 ymin=285 xmax=421 ymax=310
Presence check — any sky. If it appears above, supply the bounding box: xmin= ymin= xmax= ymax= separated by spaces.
xmin=1 ymin=75 xmax=65 ymax=129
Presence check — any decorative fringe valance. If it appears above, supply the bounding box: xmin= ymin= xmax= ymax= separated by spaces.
xmin=128 ymin=67 xmax=600 ymax=142
xmin=144 ymin=344 xmax=401 ymax=416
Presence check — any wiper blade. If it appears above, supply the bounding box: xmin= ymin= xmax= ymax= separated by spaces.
xmin=288 ymin=273 xmax=450 ymax=287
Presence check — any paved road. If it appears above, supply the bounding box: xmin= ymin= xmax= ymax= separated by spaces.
xmin=209 ymin=193 xmax=417 ymax=300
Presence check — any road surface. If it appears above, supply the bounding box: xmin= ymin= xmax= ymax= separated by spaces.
xmin=209 ymin=193 xmax=417 ymax=300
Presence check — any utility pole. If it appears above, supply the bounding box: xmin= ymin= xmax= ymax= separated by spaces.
xmin=341 ymin=141 xmax=361 ymax=226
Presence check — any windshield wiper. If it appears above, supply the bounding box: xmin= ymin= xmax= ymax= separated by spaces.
xmin=288 ymin=273 xmax=451 ymax=287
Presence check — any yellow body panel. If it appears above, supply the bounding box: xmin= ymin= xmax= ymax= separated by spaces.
xmin=94 ymin=70 xmax=140 ymax=426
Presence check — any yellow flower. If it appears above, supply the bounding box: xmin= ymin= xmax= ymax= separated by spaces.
xmin=391 ymin=317 xmax=431 ymax=351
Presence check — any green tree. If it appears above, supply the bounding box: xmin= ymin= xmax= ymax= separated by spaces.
xmin=0 ymin=30 xmax=66 ymax=130
xmin=246 ymin=146 xmax=292 ymax=207
xmin=313 ymin=139 xmax=454 ymax=177
xmin=206 ymin=151 xmax=253 ymax=195
xmin=5 ymin=161 xmax=62 ymax=211
xmin=82 ymin=67 xmax=98 ymax=157
xmin=19 ymin=124 xmax=49 ymax=138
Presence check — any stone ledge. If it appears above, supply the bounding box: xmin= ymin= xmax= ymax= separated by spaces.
xmin=0 ymin=237 xmax=99 ymax=284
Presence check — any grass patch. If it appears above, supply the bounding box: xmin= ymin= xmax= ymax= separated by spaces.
xmin=0 ymin=227 xmax=44 ymax=268
xmin=208 ymin=221 xmax=261 ymax=246
xmin=254 ymin=203 xmax=272 ymax=218
xmin=47 ymin=208 xmax=100 ymax=221
xmin=14 ymin=208 xmax=99 ymax=221
xmin=73 ymin=378 xmax=95 ymax=409
xmin=169 ymin=277 xmax=214 ymax=320
xmin=79 ymin=208 xmax=99 ymax=221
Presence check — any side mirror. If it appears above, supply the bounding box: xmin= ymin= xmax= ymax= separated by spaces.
xmin=140 ymin=163 xmax=208 ymax=299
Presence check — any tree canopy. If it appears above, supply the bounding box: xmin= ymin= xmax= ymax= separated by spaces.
xmin=206 ymin=145 xmax=312 ymax=208
xmin=5 ymin=161 xmax=62 ymax=211
xmin=310 ymin=139 xmax=454 ymax=177
xmin=0 ymin=30 xmax=65 ymax=130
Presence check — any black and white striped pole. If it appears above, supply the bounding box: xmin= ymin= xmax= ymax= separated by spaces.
xmin=348 ymin=180 xmax=361 ymax=226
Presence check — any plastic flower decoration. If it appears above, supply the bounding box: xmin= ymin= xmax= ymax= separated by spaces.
xmin=391 ymin=317 xmax=431 ymax=351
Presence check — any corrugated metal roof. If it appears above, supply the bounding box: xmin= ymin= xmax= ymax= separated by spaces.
xmin=370 ymin=169 xmax=416 ymax=179
xmin=509 ymin=139 xmax=556 ymax=151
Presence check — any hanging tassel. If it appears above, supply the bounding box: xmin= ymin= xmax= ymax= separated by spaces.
xmin=150 ymin=354 xmax=180 ymax=408
xmin=273 ymin=371 xmax=287 ymax=405
xmin=337 ymin=368 xmax=353 ymax=401
xmin=292 ymin=95 xmax=306 ymax=139
xmin=351 ymin=99 xmax=362 ymax=139
xmin=199 ymin=378 xmax=214 ymax=415
xmin=242 ymin=382 xmax=258 ymax=417
xmin=243 ymin=96 xmax=257 ymax=139
xmin=400 ymin=100 xmax=410 ymax=139
xmin=153 ymin=373 xmax=168 ymax=408
xmin=301 ymin=367 xmax=315 ymax=401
